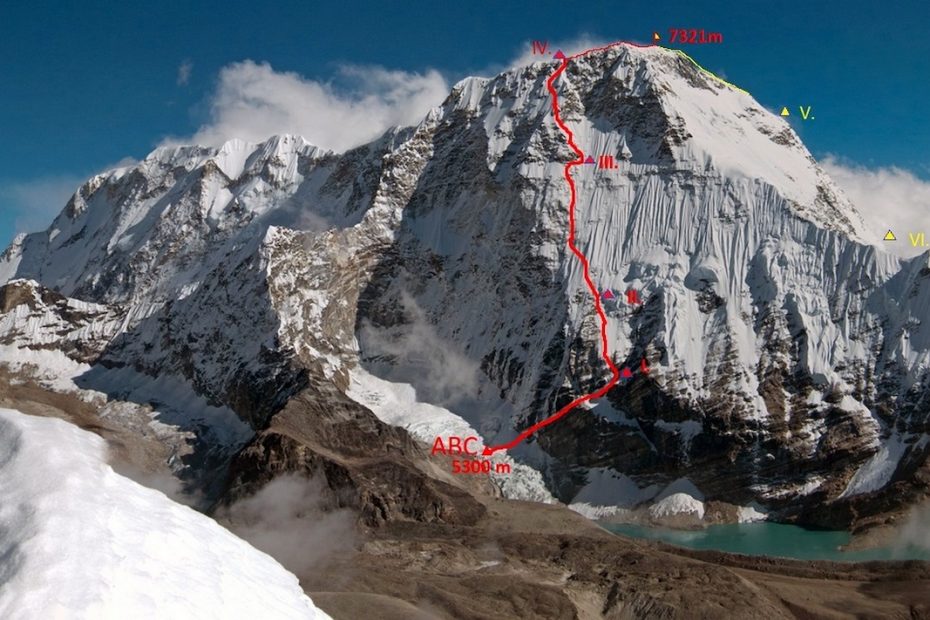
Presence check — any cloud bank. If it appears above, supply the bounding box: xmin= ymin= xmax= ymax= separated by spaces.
xmin=218 ymin=474 xmax=356 ymax=576
xmin=163 ymin=60 xmax=449 ymax=153
xmin=822 ymin=157 xmax=930 ymax=258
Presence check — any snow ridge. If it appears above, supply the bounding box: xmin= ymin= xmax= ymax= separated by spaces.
xmin=0 ymin=408 xmax=329 ymax=620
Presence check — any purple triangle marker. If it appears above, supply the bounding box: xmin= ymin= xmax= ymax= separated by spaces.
xmin=584 ymin=155 xmax=595 ymax=165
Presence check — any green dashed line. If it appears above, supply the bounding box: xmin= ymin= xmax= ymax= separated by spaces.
xmin=663 ymin=46 xmax=751 ymax=96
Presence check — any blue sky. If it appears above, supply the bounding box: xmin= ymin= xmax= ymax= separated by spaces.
xmin=1 ymin=0 xmax=928 ymax=243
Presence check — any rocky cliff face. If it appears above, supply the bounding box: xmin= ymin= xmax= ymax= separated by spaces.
xmin=1 ymin=43 xmax=928 ymax=528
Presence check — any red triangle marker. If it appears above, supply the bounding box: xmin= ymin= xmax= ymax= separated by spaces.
xmin=584 ymin=155 xmax=595 ymax=165
xmin=621 ymin=367 xmax=633 ymax=379
xmin=554 ymin=50 xmax=566 ymax=60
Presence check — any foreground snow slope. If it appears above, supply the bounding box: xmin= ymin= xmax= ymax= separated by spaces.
xmin=1 ymin=43 xmax=927 ymax=525
xmin=0 ymin=408 xmax=329 ymax=620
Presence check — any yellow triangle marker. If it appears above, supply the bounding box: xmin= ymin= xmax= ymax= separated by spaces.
xmin=883 ymin=230 xmax=897 ymax=241
xmin=780 ymin=107 xmax=790 ymax=116
xmin=653 ymin=32 xmax=660 ymax=42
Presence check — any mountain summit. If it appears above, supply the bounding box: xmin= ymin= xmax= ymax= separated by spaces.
xmin=2 ymin=44 xmax=928 ymax=529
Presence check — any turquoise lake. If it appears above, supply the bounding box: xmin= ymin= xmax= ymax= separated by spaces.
xmin=606 ymin=522 xmax=930 ymax=562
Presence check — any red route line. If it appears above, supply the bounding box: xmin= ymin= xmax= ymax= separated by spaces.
xmin=483 ymin=41 xmax=655 ymax=456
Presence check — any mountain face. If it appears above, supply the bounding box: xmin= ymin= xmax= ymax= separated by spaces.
xmin=2 ymin=44 xmax=928 ymax=529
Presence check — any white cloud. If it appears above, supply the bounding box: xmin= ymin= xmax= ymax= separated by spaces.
xmin=218 ymin=474 xmax=356 ymax=576
xmin=177 ymin=59 xmax=193 ymax=86
xmin=0 ymin=174 xmax=84 ymax=235
xmin=359 ymin=291 xmax=480 ymax=407
xmin=163 ymin=60 xmax=449 ymax=152
xmin=822 ymin=157 xmax=930 ymax=258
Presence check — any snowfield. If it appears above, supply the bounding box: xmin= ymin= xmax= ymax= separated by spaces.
xmin=0 ymin=408 xmax=330 ymax=620
xmin=347 ymin=367 xmax=556 ymax=504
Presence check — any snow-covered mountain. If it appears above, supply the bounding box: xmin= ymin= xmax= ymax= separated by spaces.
xmin=0 ymin=408 xmax=329 ymax=619
xmin=1 ymin=43 xmax=928 ymax=528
